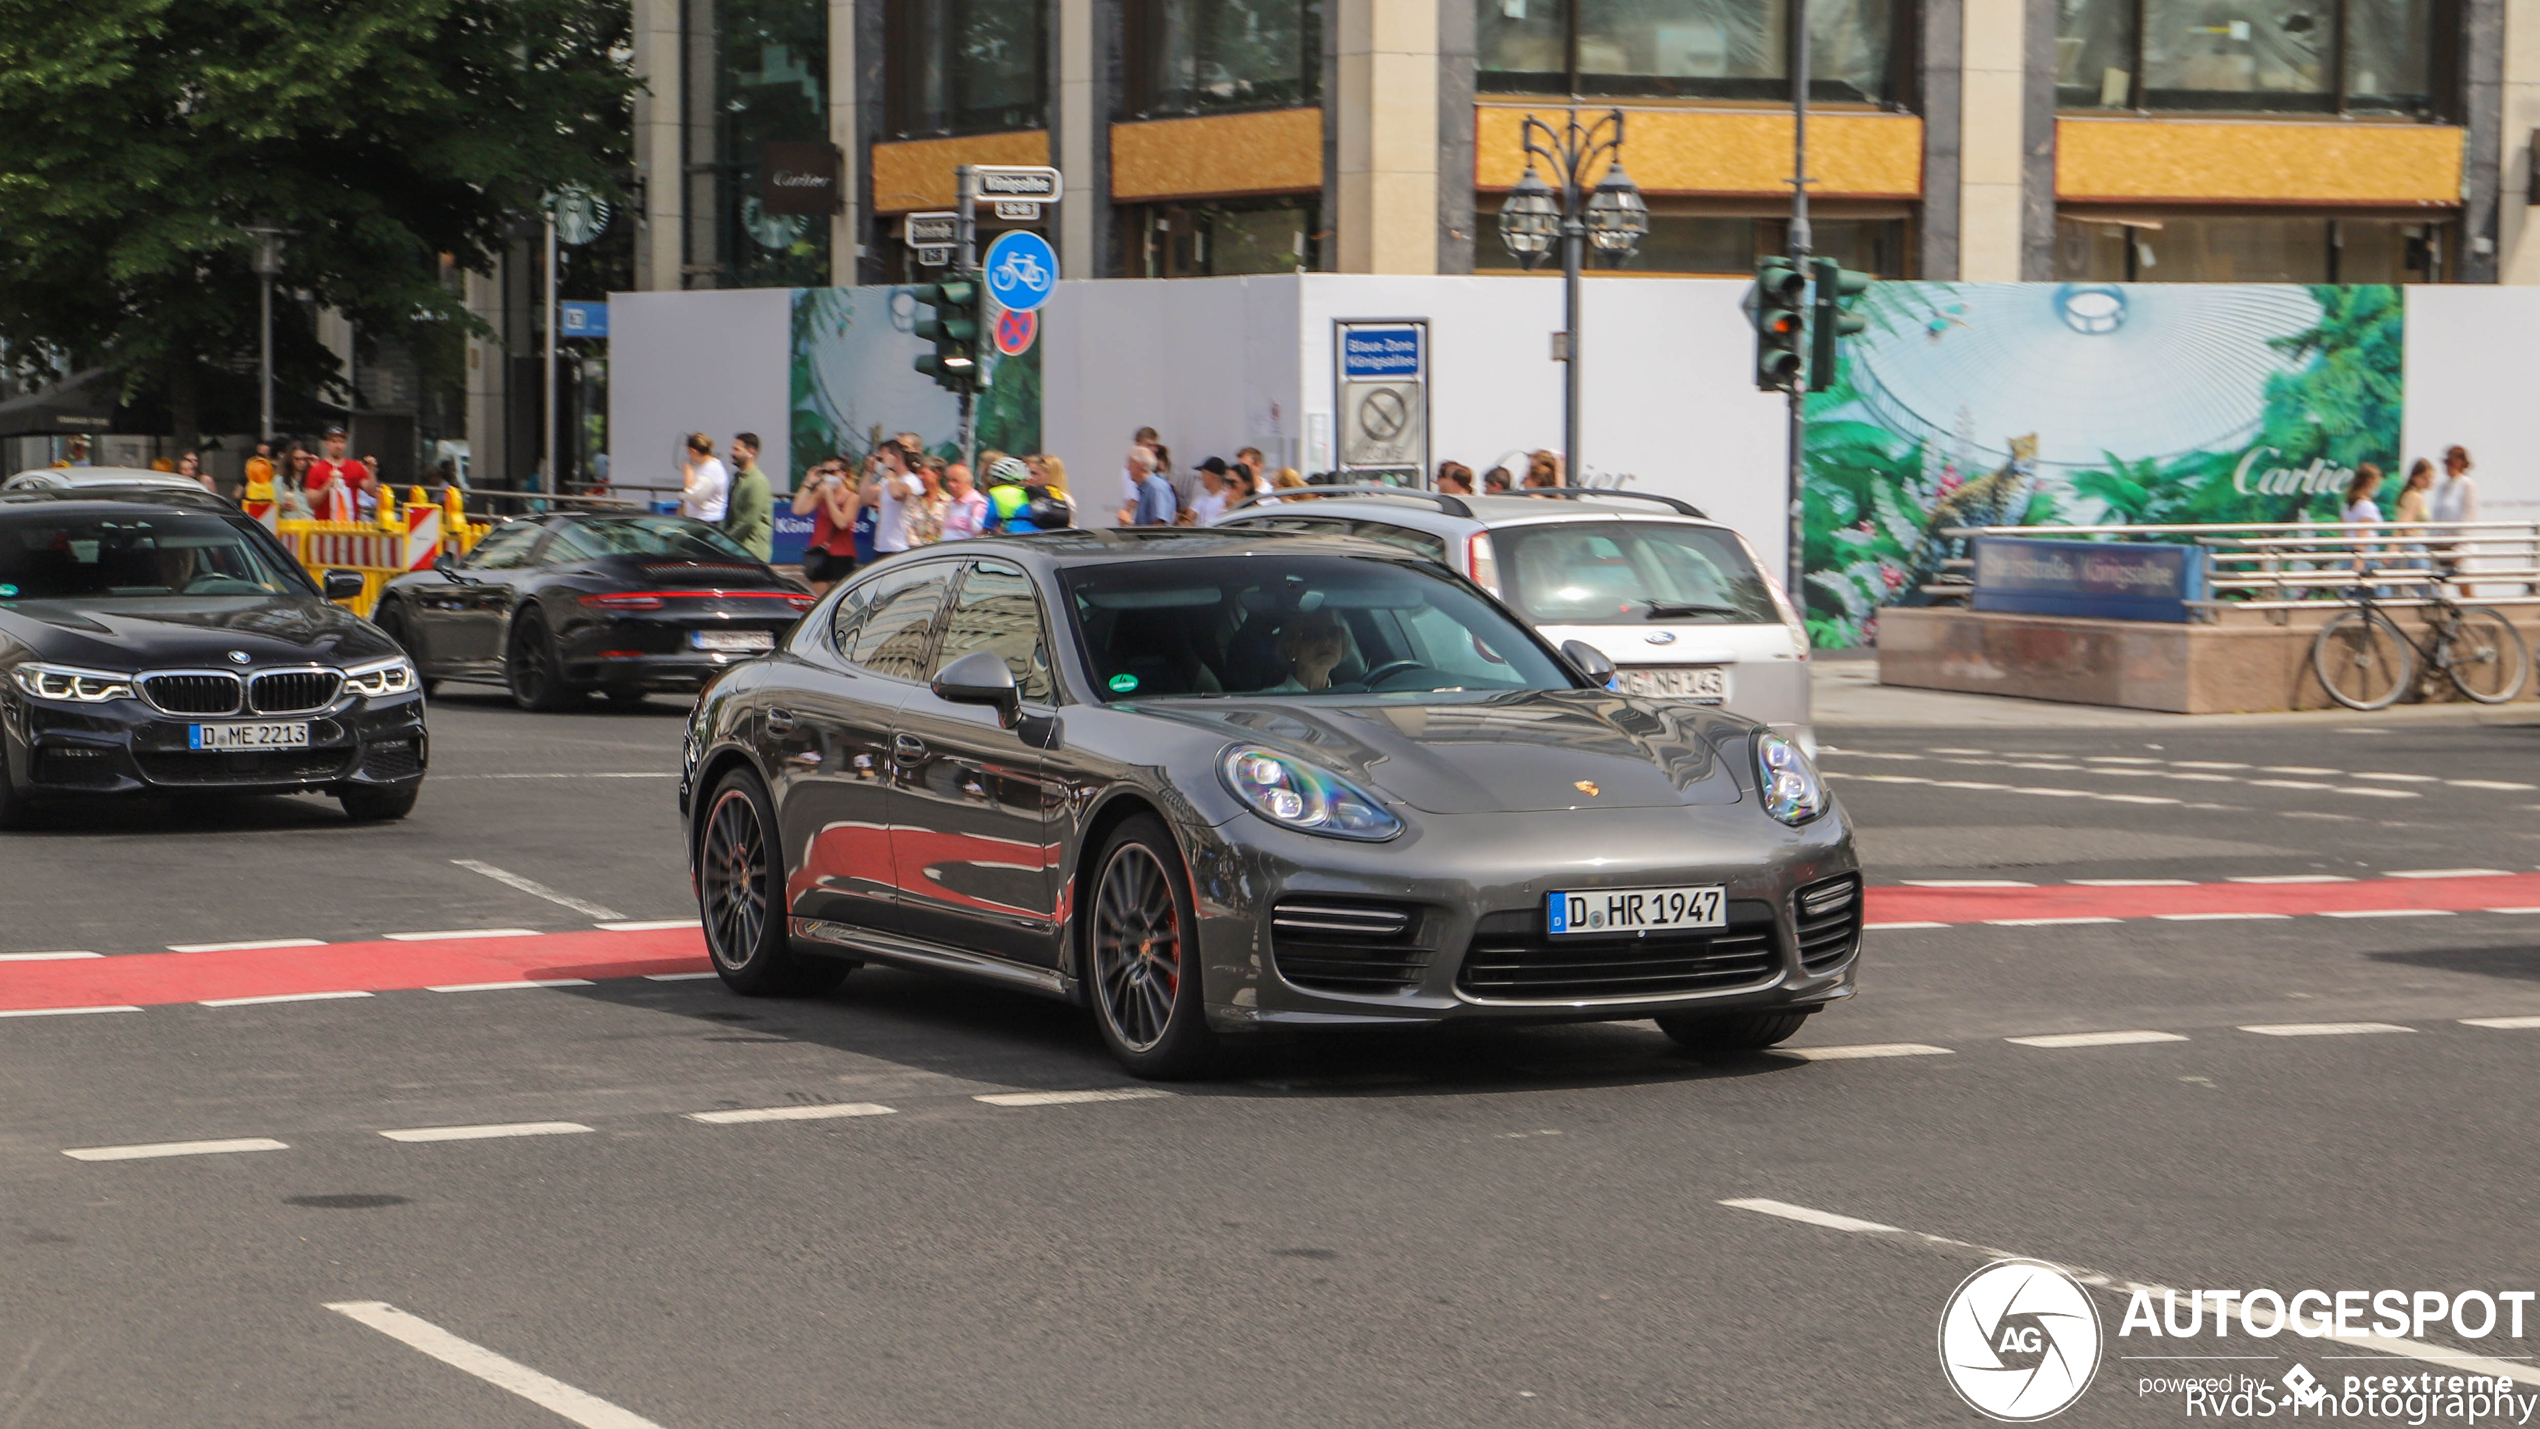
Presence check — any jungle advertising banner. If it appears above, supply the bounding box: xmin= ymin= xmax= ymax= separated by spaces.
xmin=1802 ymin=282 xmax=2404 ymax=648
xmin=787 ymin=286 xmax=1042 ymax=483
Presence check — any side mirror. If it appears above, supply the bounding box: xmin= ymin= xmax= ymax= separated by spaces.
xmin=1560 ymin=638 xmax=1617 ymax=688
xmin=932 ymin=649 xmax=1022 ymax=725
xmin=323 ymin=569 xmax=367 ymax=600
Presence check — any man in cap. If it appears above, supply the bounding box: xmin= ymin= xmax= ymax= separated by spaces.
xmin=1189 ymin=457 xmax=1231 ymax=527
xmin=306 ymin=426 xmax=369 ymax=523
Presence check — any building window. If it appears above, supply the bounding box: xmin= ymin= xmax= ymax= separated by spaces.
xmin=1478 ymin=0 xmax=1904 ymax=106
xmin=1117 ymin=199 xmax=1321 ymax=277
xmin=2055 ymin=0 xmax=2439 ymax=116
xmin=689 ymin=0 xmax=832 ymax=288
xmin=1124 ymin=0 xmax=1322 ymax=118
xmin=2053 ymin=215 xmax=2450 ymax=280
xmin=1475 ymin=212 xmax=1911 ymax=276
xmin=887 ymin=0 xmax=1048 ymax=138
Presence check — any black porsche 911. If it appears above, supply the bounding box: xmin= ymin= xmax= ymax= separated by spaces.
xmin=0 ymin=491 xmax=427 ymax=827
xmin=374 ymin=512 xmax=812 ymax=710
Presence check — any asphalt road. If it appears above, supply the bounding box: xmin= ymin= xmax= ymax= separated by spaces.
xmin=4 ymin=687 xmax=2539 ymax=1427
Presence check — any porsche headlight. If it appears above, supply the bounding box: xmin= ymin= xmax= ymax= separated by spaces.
xmin=343 ymin=655 xmax=418 ymax=698
xmin=1755 ymin=731 xmax=1828 ymax=825
xmin=1219 ymin=745 xmax=1402 ymax=841
xmin=9 ymin=663 xmax=136 ymax=703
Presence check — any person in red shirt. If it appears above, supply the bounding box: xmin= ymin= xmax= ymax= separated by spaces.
xmin=305 ymin=426 xmax=369 ymax=523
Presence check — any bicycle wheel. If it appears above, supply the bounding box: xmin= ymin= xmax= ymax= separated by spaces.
xmin=2312 ymin=608 xmax=2416 ymax=710
xmin=2440 ymin=606 xmax=2530 ymax=704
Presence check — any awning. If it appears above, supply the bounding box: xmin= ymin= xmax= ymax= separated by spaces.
xmin=0 ymin=368 xmax=118 ymax=438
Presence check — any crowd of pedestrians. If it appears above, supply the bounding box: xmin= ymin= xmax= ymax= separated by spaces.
xmin=754 ymin=431 xmax=1079 ymax=595
xmin=2340 ymin=444 xmax=2484 ymax=589
xmin=1104 ymin=426 xmax=1573 ymax=528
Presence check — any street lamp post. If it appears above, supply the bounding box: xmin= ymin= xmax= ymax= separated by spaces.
xmin=1497 ymin=109 xmax=1647 ymax=485
xmin=244 ymin=228 xmax=287 ymax=443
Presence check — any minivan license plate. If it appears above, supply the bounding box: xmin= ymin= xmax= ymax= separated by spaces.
xmin=189 ymin=722 xmax=309 ymax=751
xmin=692 ymin=629 xmax=774 ymax=651
xmin=1548 ymin=886 xmax=1725 ymax=936
xmin=1616 ymin=666 xmax=1728 ymax=702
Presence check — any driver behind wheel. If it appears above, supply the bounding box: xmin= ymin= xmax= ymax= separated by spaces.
xmin=1269 ymin=608 xmax=1351 ymax=692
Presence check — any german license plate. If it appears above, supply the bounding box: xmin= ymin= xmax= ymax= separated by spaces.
xmin=1548 ymin=885 xmax=1725 ymax=936
xmin=189 ymin=722 xmax=309 ymax=751
xmin=1616 ymin=666 xmax=1729 ymax=703
xmin=691 ymin=629 xmax=774 ymax=652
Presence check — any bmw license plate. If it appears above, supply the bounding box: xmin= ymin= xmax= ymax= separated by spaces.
xmin=1616 ymin=666 xmax=1729 ymax=703
xmin=1548 ymin=886 xmax=1725 ymax=936
xmin=691 ymin=629 xmax=774 ymax=652
xmin=189 ymin=722 xmax=309 ymax=751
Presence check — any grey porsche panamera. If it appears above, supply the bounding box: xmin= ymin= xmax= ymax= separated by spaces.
xmin=679 ymin=529 xmax=1861 ymax=1078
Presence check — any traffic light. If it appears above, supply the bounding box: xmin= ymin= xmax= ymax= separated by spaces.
xmin=1752 ymin=258 xmax=1808 ymax=390
xmin=911 ymin=276 xmax=984 ymax=392
xmin=1808 ymin=258 xmax=1871 ymax=393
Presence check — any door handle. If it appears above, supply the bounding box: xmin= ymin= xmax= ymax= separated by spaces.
xmin=893 ymin=733 xmax=927 ymax=763
xmin=765 ymin=707 xmax=796 ymax=733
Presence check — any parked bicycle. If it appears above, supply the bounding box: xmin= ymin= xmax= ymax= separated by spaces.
xmin=2312 ymin=584 xmax=2529 ymax=710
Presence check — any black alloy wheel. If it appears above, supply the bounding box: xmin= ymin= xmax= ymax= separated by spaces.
xmin=1654 ymin=1009 xmax=1813 ymax=1061
xmin=698 ymin=768 xmax=848 ymax=996
xmin=506 ymin=610 xmax=573 ymax=712
xmin=1086 ymin=814 xmax=1217 ymax=1078
xmin=338 ymin=783 xmax=419 ymax=822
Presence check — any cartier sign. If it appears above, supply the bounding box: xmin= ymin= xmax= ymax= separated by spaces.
xmin=762 ymin=142 xmax=842 ymax=216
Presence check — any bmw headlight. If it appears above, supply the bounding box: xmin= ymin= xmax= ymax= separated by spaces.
xmin=1219 ymin=745 xmax=1402 ymax=841
xmin=9 ymin=663 xmax=136 ymax=703
xmin=1755 ymin=731 xmax=1828 ymax=825
xmin=343 ymin=655 xmax=418 ymax=698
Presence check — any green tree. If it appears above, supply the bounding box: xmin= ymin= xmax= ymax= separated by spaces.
xmin=0 ymin=0 xmax=633 ymax=441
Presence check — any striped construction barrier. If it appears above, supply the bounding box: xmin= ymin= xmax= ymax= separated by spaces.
xmin=276 ymin=487 xmax=489 ymax=617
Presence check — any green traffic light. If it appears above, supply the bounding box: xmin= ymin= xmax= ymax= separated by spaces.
xmin=1808 ymin=258 xmax=1872 ymax=392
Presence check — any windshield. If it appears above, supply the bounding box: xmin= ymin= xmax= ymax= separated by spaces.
xmin=550 ymin=517 xmax=759 ymax=564
xmin=1064 ymin=555 xmax=1576 ymax=700
xmin=0 ymin=511 xmax=307 ymax=600
xmin=1498 ymin=521 xmax=1779 ymax=625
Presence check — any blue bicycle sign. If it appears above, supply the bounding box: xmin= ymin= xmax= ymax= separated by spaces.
xmin=984 ymin=230 xmax=1059 ymax=314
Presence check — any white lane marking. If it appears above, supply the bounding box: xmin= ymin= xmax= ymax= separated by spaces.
xmin=386 ymin=928 xmax=540 ymax=942
xmin=2007 ymin=1030 xmax=2189 ymax=1049
xmin=2335 ymin=786 xmax=2420 ymax=799
xmin=2069 ymin=878 xmax=2195 ymax=886
xmin=2461 ymin=1016 xmax=2540 ymax=1030
xmin=379 ymin=1122 xmax=593 ymax=1143
xmin=2318 ymin=909 xmax=2455 ymax=920
xmin=449 ymin=859 xmax=628 ymax=921
xmin=1865 ymin=921 xmax=1948 ymax=931
xmin=1930 ymin=779 xmax=2009 ymax=790
xmin=2161 ymin=772 xmax=2238 ymax=783
xmin=2351 ymin=771 xmax=2437 ymax=782
xmin=2228 ymin=874 xmax=2353 ymax=884
xmin=2008 ymin=761 xmax=2084 ymax=771
xmin=1718 ymin=1200 xmax=2540 ymax=1388
xmin=2010 ymin=786 xmax=2095 ymax=798
xmin=974 ymin=1088 xmax=1173 ymax=1107
xmin=324 ymin=1301 xmax=666 ymax=1429
xmin=2261 ymin=765 xmax=2342 ymax=775
xmin=0 ymin=950 xmax=102 ymax=961
xmin=0 ymin=1004 xmax=141 ymax=1018
xmin=2386 ymin=868 xmax=2513 ymax=879
xmin=201 ymin=990 xmax=375 ymax=1007
xmin=1719 ymin=1198 xmax=1902 ymax=1234
xmin=64 ymin=1137 xmax=287 ymax=1161
xmin=642 ymin=971 xmax=720 ymax=981
xmin=2451 ymin=779 xmax=2537 ymax=791
xmin=1925 ymin=747 xmax=1992 ymax=755
xmin=1774 ymin=1043 xmax=1954 ymax=1062
xmin=1900 ymin=879 xmax=2034 ymax=888
xmin=596 ymin=919 xmax=700 ymax=932
xmin=2154 ymin=912 xmax=2293 ymax=921
xmin=2172 ymin=761 xmax=2249 ymax=770
xmin=167 ymin=938 xmax=326 ymax=953
xmin=1983 ymin=916 xmax=2123 ymax=927
xmin=2249 ymin=779 xmax=2336 ymax=790
xmin=425 ymin=979 xmax=596 ymax=993
xmin=687 ymin=1102 xmax=896 ymax=1124
xmin=2093 ymin=768 xmax=2166 ymax=778
xmin=2100 ymin=794 xmax=2180 ymax=805
xmin=2483 ymin=907 xmax=2540 ymax=915
xmin=2239 ymin=1022 xmax=2415 ymax=1037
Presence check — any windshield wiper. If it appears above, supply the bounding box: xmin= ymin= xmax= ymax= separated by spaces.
xmin=1643 ymin=601 xmax=1744 ymax=619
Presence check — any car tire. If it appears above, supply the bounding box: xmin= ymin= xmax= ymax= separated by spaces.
xmin=1084 ymin=813 xmax=1219 ymax=1080
xmin=338 ymin=782 xmax=420 ymax=822
xmin=1653 ymin=1008 xmax=1813 ymax=1060
xmin=506 ymin=610 xmax=574 ymax=713
xmin=698 ymin=767 xmax=849 ymax=997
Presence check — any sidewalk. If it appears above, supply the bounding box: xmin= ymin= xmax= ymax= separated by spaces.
xmin=1810 ymin=650 xmax=2540 ymax=730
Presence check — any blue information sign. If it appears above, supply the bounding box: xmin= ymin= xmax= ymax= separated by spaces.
xmin=560 ymin=300 xmax=609 ymax=339
xmin=1970 ymin=538 xmax=2208 ymax=622
xmin=983 ymin=230 xmax=1059 ymax=314
xmin=1340 ymin=325 xmax=1422 ymax=379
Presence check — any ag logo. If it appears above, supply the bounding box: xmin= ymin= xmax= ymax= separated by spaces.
xmin=1938 ymin=1259 xmax=2102 ymax=1421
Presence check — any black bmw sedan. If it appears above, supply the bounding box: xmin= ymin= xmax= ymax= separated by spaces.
xmin=375 ymin=512 xmax=811 ymax=710
xmin=681 ymin=529 xmax=1861 ymax=1078
xmin=0 ymin=493 xmax=427 ymax=827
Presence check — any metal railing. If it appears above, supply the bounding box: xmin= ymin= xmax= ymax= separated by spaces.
xmin=1924 ymin=520 xmax=2540 ymax=618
